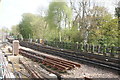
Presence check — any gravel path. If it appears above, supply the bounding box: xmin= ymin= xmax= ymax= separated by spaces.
xmin=62 ymin=63 xmax=120 ymax=79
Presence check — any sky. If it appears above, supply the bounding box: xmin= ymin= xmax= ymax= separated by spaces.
xmin=0 ymin=0 xmax=51 ymax=29
xmin=0 ymin=0 xmax=117 ymax=29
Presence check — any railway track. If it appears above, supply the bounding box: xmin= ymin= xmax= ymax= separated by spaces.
xmin=19 ymin=48 xmax=81 ymax=72
xmin=19 ymin=48 xmax=95 ymax=80
xmin=19 ymin=59 xmax=43 ymax=78
xmin=41 ymin=46 xmax=120 ymax=72
xmin=19 ymin=58 xmax=58 ymax=79
xmin=19 ymin=41 xmax=120 ymax=74
xmin=7 ymin=39 xmax=120 ymax=73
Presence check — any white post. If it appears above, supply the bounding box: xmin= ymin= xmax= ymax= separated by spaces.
xmin=13 ymin=40 xmax=19 ymax=56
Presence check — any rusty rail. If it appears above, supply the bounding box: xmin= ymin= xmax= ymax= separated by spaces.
xmin=19 ymin=48 xmax=81 ymax=72
xmin=19 ymin=59 xmax=43 ymax=79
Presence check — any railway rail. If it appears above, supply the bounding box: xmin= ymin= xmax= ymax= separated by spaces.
xmin=18 ymin=41 xmax=120 ymax=73
xmin=19 ymin=49 xmax=95 ymax=80
xmin=19 ymin=59 xmax=45 ymax=79
xmin=7 ymin=39 xmax=120 ymax=73
xmin=19 ymin=48 xmax=81 ymax=72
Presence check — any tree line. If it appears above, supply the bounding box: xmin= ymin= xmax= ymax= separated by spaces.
xmin=10 ymin=0 xmax=119 ymax=47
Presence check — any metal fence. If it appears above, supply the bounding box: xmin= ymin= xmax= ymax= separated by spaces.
xmin=7 ymin=38 xmax=120 ymax=59
xmin=44 ymin=41 xmax=120 ymax=59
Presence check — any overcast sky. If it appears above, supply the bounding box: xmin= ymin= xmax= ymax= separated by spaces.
xmin=0 ymin=0 xmax=117 ymax=29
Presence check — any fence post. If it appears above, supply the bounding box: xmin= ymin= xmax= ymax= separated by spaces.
xmin=110 ymin=46 xmax=114 ymax=58
xmin=92 ymin=44 xmax=94 ymax=53
xmin=80 ymin=43 xmax=83 ymax=52
xmin=86 ymin=44 xmax=89 ymax=52
xmin=89 ymin=44 xmax=92 ymax=53
xmin=117 ymin=47 xmax=120 ymax=58
xmin=103 ymin=46 xmax=106 ymax=56
xmin=97 ymin=45 xmax=101 ymax=54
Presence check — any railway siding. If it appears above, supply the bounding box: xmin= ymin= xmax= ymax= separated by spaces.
xmin=19 ymin=47 xmax=81 ymax=72
xmin=7 ymin=39 xmax=120 ymax=79
xmin=18 ymin=41 xmax=120 ymax=72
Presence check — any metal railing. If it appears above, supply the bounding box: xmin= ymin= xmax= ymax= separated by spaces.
xmin=7 ymin=38 xmax=120 ymax=59
xmin=44 ymin=41 xmax=120 ymax=59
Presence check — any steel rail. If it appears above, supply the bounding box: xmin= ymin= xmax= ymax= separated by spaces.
xmin=7 ymin=39 xmax=120 ymax=73
xmin=19 ymin=49 xmax=81 ymax=72
xmin=39 ymin=46 xmax=120 ymax=73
